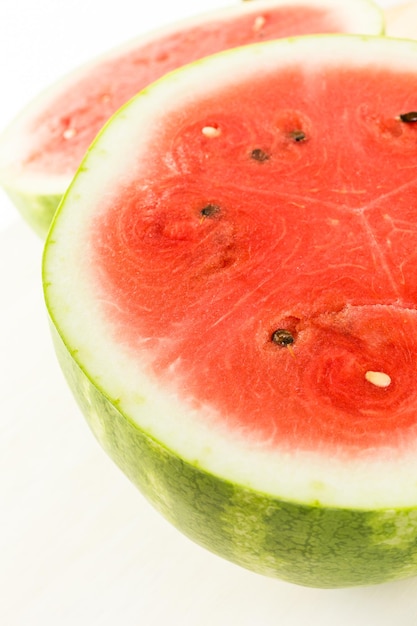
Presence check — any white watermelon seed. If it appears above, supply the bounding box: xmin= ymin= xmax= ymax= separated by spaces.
xmin=365 ymin=370 xmax=391 ymax=388
xmin=202 ymin=125 xmax=221 ymax=138
xmin=253 ymin=15 xmax=266 ymax=32
xmin=63 ymin=128 xmax=77 ymax=139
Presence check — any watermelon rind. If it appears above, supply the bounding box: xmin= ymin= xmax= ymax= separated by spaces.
xmin=0 ymin=0 xmax=384 ymax=237
xmin=4 ymin=188 xmax=62 ymax=238
xmin=43 ymin=34 xmax=417 ymax=587
xmin=51 ymin=322 xmax=417 ymax=589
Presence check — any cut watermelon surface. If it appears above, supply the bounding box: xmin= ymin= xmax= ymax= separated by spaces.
xmin=0 ymin=0 xmax=384 ymax=236
xmin=43 ymin=35 xmax=417 ymax=587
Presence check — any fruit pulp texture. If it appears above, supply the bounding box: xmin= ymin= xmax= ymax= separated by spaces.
xmin=92 ymin=64 xmax=417 ymax=455
xmin=22 ymin=5 xmax=343 ymax=176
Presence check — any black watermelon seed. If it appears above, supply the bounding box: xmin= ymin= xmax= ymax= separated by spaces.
xmin=200 ymin=203 xmax=221 ymax=218
xmin=290 ymin=130 xmax=306 ymax=142
xmin=271 ymin=329 xmax=295 ymax=347
xmin=399 ymin=111 xmax=417 ymax=123
xmin=250 ymin=148 xmax=270 ymax=162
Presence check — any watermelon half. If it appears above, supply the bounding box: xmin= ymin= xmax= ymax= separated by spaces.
xmin=0 ymin=0 xmax=383 ymax=237
xmin=43 ymin=33 xmax=417 ymax=588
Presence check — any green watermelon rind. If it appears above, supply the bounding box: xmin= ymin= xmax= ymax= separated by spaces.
xmin=3 ymin=188 xmax=61 ymax=238
xmin=50 ymin=322 xmax=417 ymax=589
xmin=0 ymin=0 xmax=384 ymax=237
xmin=43 ymin=33 xmax=417 ymax=587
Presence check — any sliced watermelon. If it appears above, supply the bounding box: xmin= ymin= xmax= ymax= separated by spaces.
xmin=43 ymin=33 xmax=417 ymax=588
xmin=0 ymin=0 xmax=384 ymax=237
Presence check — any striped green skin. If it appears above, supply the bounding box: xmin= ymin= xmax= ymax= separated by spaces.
xmin=51 ymin=324 xmax=417 ymax=588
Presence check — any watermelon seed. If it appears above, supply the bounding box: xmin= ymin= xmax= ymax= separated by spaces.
xmin=290 ymin=130 xmax=306 ymax=142
xmin=253 ymin=15 xmax=266 ymax=32
xmin=202 ymin=125 xmax=221 ymax=138
xmin=63 ymin=128 xmax=77 ymax=139
xmin=399 ymin=111 xmax=417 ymax=123
xmin=365 ymin=370 xmax=391 ymax=388
xmin=272 ymin=329 xmax=296 ymax=358
xmin=271 ymin=329 xmax=295 ymax=346
xmin=200 ymin=203 xmax=221 ymax=220
xmin=250 ymin=148 xmax=270 ymax=162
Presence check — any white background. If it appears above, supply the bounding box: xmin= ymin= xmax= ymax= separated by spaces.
xmin=1 ymin=1 xmax=417 ymax=625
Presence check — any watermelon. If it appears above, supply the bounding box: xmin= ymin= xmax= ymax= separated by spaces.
xmin=42 ymin=33 xmax=417 ymax=588
xmin=0 ymin=0 xmax=383 ymax=237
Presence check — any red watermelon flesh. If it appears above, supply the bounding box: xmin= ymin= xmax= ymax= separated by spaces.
xmin=89 ymin=60 xmax=417 ymax=457
xmin=7 ymin=0 xmax=382 ymax=181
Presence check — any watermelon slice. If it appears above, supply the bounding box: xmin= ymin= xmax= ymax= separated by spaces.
xmin=0 ymin=0 xmax=383 ymax=237
xmin=43 ymin=33 xmax=417 ymax=588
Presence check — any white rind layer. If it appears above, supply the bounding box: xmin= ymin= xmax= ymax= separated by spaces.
xmin=44 ymin=35 xmax=417 ymax=510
